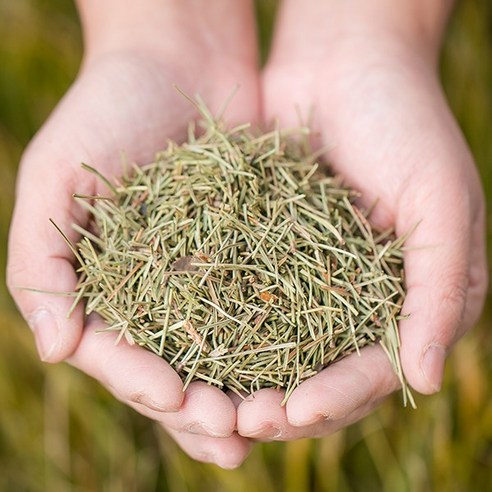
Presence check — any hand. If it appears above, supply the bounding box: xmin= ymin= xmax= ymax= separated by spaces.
xmin=7 ymin=0 xmax=259 ymax=468
xmin=236 ymin=0 xmax=487 ymax=441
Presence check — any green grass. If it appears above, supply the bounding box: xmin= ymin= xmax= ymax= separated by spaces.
xmin=1 ymin=1 xmax=491 ymax=491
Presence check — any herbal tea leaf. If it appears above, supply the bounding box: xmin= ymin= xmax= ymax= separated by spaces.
xmin=70 ymin=113 xmax=413 ymax=406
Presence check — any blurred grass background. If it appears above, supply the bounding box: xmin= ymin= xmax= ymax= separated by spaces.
xmin=0 ymin=1 xmax=491 ymax=491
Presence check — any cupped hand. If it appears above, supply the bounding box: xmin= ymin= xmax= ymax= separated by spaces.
xmin=237 ymin=13 xmax=487 ymax=441
xmin=7 ymin=5 xmax=259 ymax=467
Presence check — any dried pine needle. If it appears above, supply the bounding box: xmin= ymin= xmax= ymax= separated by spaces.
xmin=69 ymin=114 xmax=414 ymax=407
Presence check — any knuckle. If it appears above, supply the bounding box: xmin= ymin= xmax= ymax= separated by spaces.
xmin=435 ymin=270 xmax=468 ymax=332
xmin=471 ymin=268 xmax=488 ymax=307
xmin=441 ymin=278 xmax=468 ymax=308
xmin=6 ymin=248 xmax=30 ymax=296
xmin=462 ymin=262 xmax=488 ymax=330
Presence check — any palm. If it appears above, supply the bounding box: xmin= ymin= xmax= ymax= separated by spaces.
xmin=266 ymin=52 xmax=485 ymax=331
xmin=39 ymin=52 xmax=258 ymax=191
xmin=9 ymin=49 xmax=259 ymax=467
xmin=235 ymin=47 xmax=486 ymax=439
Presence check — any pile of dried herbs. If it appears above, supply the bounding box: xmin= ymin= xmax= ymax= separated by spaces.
xmin=69 ymin=110 xmax=413 ymax=406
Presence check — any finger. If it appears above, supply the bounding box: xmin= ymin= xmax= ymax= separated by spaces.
xmin=156 ymin=381 xmax=237 ymax=438
xmin=237 ymin=389 xmax=287 ymax=439
xmin=237 ymin=388 xmax=324 ymax=441
xmin=7 ymin=148 xmax=91 ymax=363
xmin=240 ymin=397 xmax=391 ymax=442
xmin=70 ymin=317 xmax=237 ymax=437
xmin=237 ymin=346 xmax=398 ymax=441
xmin=68 ymin=315 xmax=184 ymax=413
xmin=397 ymin=172 xmax=487 ymax=394
xmin=285 ymin=345 xmax=399 ymax=427
xmin=166 ymin=427 xmax=253 ymax=469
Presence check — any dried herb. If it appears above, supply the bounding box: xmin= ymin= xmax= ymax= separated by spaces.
xmin=70 ymin=111 xmax=414 ymax=407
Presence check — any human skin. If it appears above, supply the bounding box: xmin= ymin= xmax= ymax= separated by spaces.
xmin=7 ymin=0 xmax=259 ymax=469
xmin=235 ymin=0 xmax=487 ymax=441
xmin=7 ymin=0 xmax=487 ymax=467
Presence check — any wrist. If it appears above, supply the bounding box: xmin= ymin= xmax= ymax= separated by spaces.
xmin=76 ymin=0 xmax=258 ymax=67
xmin=329 ymin=0 xmax=453 ymax=54
xmin=270 ymin=0 xmax=454 ymax=68
xmin=76 ymin=0 xmax=173 ymax=60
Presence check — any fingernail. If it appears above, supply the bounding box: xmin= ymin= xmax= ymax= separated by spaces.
xmin=247 ymin=424 xmax=282 ymax=440
xmin=289 ymin=411 xmax=332 ymax=427
xmin=29 ymin=309 xmax=59 ymax=362
xmin=200 ymin=452 xmax=217 ymax=465
xmin=215 ymin=457 xmax=241 ymax=470
xmin=186 ymin=422 xmax=227 ymax=438
xmin=421 ymin=344 xmax=446 ymax=393
xmin=130 ymin=393 xmax=176 ymax=413
xmin=263 ymin=426 xmax=282 ymax=440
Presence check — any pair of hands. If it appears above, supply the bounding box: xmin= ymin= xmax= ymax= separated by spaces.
xmin=7 ymin=0 xmax=486 ymax=468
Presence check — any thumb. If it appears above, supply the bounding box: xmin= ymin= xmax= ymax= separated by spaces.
xmin=397 ymin=176 xmax=487 ymax=394
xmin=7 ymin=148 xmax=88 ymax=362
